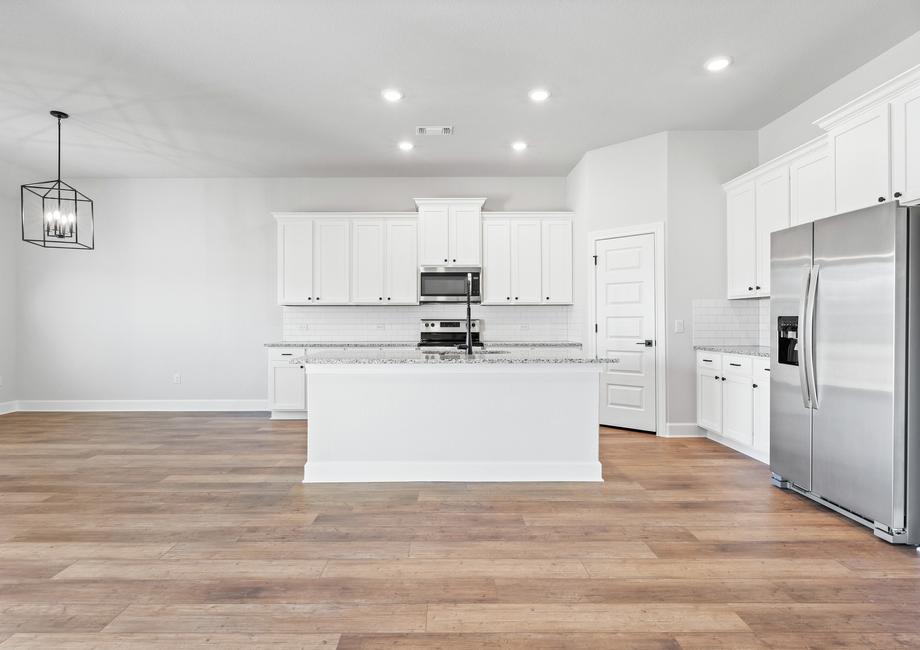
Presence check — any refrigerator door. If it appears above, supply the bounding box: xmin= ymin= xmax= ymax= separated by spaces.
xmin=770 ymin=222 xmax=814 ymax=490
xmin=811 ymin=203 xmax=907 ymax=530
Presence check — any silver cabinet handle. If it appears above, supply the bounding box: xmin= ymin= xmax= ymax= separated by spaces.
xmin=805 ymin=264 xmax=820 ymax=410
xmin=798 ymin=267 xmax=812 ymax=409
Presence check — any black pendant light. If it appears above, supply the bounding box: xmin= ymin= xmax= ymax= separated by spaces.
xmin=21 ymin=110 xmax=94 ymax=250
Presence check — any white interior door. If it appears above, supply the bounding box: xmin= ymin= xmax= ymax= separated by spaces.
xmin=595 ymin=233 xmax=657 ymax=432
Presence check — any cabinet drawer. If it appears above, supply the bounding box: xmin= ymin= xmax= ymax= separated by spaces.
xmin=723 ymin=354 xmax=752 ymax=375
xmin=269 ymin=347 xmax=305 ymax=362
xmin=755 ymin=357 xmax=771 ymax=374
xmin=697 ymin=351 xmax=722 ymax=371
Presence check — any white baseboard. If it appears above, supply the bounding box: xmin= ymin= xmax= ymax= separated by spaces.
xmin=13 ymin=399 xmax=268 ymax=412
xmin=706 ymin=431 xmax=769 ymax=465
xmin=0 ymin=401 xmax=17 ymax=416
xmin=271 ymin=411 xmax=308 ymax=420
xmin=660 ymin=422 xmax=706 ymax=438
xmin=303 ymin=461 xmax=604 ymax=483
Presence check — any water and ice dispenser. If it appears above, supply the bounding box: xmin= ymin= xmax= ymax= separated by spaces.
xmin=777 ymin=316 xmax=799 ymax=366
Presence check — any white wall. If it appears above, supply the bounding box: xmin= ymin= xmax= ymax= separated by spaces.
xmin=759 ymin=30 xmax=920 ymax=162
xmin=0 ymin=160 xmax=20 ymax=407
xmin=567 ymin=131 xmax=758 ymax=431
xmin=14 ymin=176 xmax=565 ymax=403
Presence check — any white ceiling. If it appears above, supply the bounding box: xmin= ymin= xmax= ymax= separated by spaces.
xmin=1 ymin=0 xmax=919 ymax=178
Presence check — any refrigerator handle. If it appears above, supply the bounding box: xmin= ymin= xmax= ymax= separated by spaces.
xmin=798 ymin=267 xmax=812 ymax=408
xmin=805 ymin=264 xmax=820 ymax=410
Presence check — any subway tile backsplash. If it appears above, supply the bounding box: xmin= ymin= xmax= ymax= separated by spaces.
xmin=282 ymin=305 xmax=581 ymax=343
xmin=692 ymin=298 xmax=770 ymax=348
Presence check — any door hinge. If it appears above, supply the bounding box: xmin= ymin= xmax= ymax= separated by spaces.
xmin=593 ymin=254 xmax=598 ymax=266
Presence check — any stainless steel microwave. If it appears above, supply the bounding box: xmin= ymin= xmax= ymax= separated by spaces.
xmin=419 ymin=266 xmax=481 ymax=303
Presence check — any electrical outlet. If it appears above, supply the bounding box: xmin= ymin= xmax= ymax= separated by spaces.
xmin=173 ymin=373 xmax=181 ymax=385
xmin=674 ymin=319 xmax=685 ymax=334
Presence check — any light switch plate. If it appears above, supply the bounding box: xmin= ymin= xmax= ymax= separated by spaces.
xmin=674 ymin=319 xmax=685 ymax=334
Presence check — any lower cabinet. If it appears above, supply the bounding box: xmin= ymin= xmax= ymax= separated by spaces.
xmin=268 ymin=348 xmax=307 ymax=419
xmin=696 ymin=351 xmax=770 ymax=463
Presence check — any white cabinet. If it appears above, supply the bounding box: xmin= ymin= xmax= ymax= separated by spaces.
xmin=754 ymin=168 xmax=790 ymax=297
xmin=416 ymin=199 xmax=484 ymax=266
xmin=384 ymin=219 xmax=419 ymax=304
xmin=510 ymin=220 xmax=542 ymax=304
xmin=541 ymin=219 xmax=573 ymax=304
xmin=891 ymin=83 xmax=920 ymax=205
xmin=789 ymin=139 xmax=835 ymax=225
xmin=726 ymin=183 xmax=757 ymax=299
xmin=752 ymin=360 xmax=771 ymax=454
xmin=828 ymin=103 xmax=891 ymax=213
xmin=313 ymin=220 xmax=351 ymax=304
xmin=268 ymin=348 xmax=306 ymax=416
xmin=481 ymin=213 xmax=574 ymax=306
xmin=482 ymin=219 xmax=512 ymax=304
xmin=277 ymin=220 xmax=314 ymax=305
xmin=352 ymin=220 xmax=385 ymax=304
xmin=696 ymin=351 xmax=770 ymax=463
xmin=697 ymin=367 xmax=723 ymax=434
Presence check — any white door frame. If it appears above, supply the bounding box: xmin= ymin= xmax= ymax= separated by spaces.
xmin=588 ymin=223 xmax=667 ymax=436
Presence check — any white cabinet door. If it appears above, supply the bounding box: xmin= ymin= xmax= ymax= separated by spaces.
xmin=449 ymin=205 xmax=482 ymax=265
xmin=510 ymin=220 xmax=542 ymax=304
xmin=313 ymin=220 xmax=350 ymax=304
xmin=541 ymin=219 xmax=573 ymax=304
xmin=352 ymin=220 xmax=385 ymax=304
xmin=829 ymin=103 xmax=891 ymax=214
xmin=726 ymin=183 xmax=757 ymax=299
xmin=268 ymin=360 xmax=306 ymax=411
xmin=754 ymin=168 xmax=790 ymax=297
xmin=418 ymin=205 xmax=450 ymax=265
xmin=278 ymin=220 xmax=313 ymax=305
xmin=721 ymin=373 xmax=753 ymax=446
xmin=891 ymin=83 xmax=920 ymax=205
xmin=482 ymin=219 xmax=511 ymax=304
xmin=697 ymin=368 xmax=722 ymax=433
xmin=752 ymin=364 xmax=771 ymax=457
xmin=385 ymin=219 xmax=418 ymax=304
xmin=790 ymin=143 xmax=835 ymax=225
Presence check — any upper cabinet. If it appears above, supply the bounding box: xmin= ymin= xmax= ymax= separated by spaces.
xmin=723 ymin=64 xmax=920 ymax=300
xmin=481 ymin=213 xmax=573 ymax=306
xmin=415 ymin=198 xmax=485 ymax=266
xmin=826 ymin=104 xmax=891 ymax=214
xmin=275 ymin=213 xmax=418 ymax=306
xmin=891 ymin=83 xmax=920 ymax=205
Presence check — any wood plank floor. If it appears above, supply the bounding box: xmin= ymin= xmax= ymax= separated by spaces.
xmin=0 ymin=412 xmax=918 ymax=648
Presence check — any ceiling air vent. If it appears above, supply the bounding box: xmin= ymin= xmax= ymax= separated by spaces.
xmin=416 ymin=126 xmax=453 ymax=136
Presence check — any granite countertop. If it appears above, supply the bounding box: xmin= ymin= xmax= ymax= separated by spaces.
xmin=292 ymin=346 xmax=605 ymax=365
xmin=265 ymin=341 xmax=583 ymax=349
xmin=694 ymin=345 xmax=770 ymax=357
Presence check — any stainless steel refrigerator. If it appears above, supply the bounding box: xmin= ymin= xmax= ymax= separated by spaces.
xmin=770 ymin=202 xmax=919 ymax=545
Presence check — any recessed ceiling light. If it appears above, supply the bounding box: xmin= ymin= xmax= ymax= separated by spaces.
xmin=382 ymin=88 xmax=403 ymax=102
xmin=398 ymin=141 xmax=414 ymax=151
xmin=528 ymin=88 xmax=551 ymax=103
xmin=512 ymin=141 xmax=527 ymax=152
xmin=704 ymin=56 xmax=732 ymax=73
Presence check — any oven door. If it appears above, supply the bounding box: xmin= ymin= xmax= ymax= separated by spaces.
xmin=419 ymin=267 xmax=481 ymax=303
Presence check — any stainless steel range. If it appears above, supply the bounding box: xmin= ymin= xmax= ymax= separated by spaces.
xmin=418 ymin=319 xmax=482 ymax=349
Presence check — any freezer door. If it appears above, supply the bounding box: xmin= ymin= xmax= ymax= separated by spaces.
xmin=770 ymin=222 xmax=814 ymax=490
xmin=811 ymin=203 xmax=907 ymax=530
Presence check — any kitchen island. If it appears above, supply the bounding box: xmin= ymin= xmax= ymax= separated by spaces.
xmin=296 ymin=347 xmax=609 ymax=483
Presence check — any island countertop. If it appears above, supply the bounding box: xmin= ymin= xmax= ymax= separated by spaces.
xmin=293 ymin=346 xmax=608 ymax=365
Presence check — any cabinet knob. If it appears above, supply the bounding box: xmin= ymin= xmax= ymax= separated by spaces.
xmin=452 ymin=258 xmax=456 ymax=262
xmin=316 ymin=297 xmax=320 ymax=301
xmin=755 ymin=285 xmax=761 ymax=290
xmin=748 ymin=286 xmax=754 ymax=291
xmin=506 ymin=296 xmax=510 ymax=300
xmin=895 ymin=192 xmax=903 ymax=198
xmin=515 ymin=297 xmax=519 ymax=300
xmin=307 ymin=297 xmax=312 ymax=301
xmin=444 ymin=258 xmax=448 ymax=262
xmin=721 ymin=377 xmax=726 ymax=381
xmin=387 ymin=297 xmax=391 ymax=301
xmin=878 ymin=196 xmax=886 ymax=203
xmin=378 ymin=297 xmax=382 ymax=301
xmin=546 ymin=296 xmax=550 ymax=300
xmin=753 ymin=383 xmax=758 ymax=388
xmin=715 ymin=375 xmax=720 ymax=380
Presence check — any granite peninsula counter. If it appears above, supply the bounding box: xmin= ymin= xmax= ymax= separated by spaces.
xmin=296 ymin=347 xmax=613 ymax=483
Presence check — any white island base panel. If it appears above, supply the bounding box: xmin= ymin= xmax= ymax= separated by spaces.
xmin=303 ymin=363 xmax=602 ymax=483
